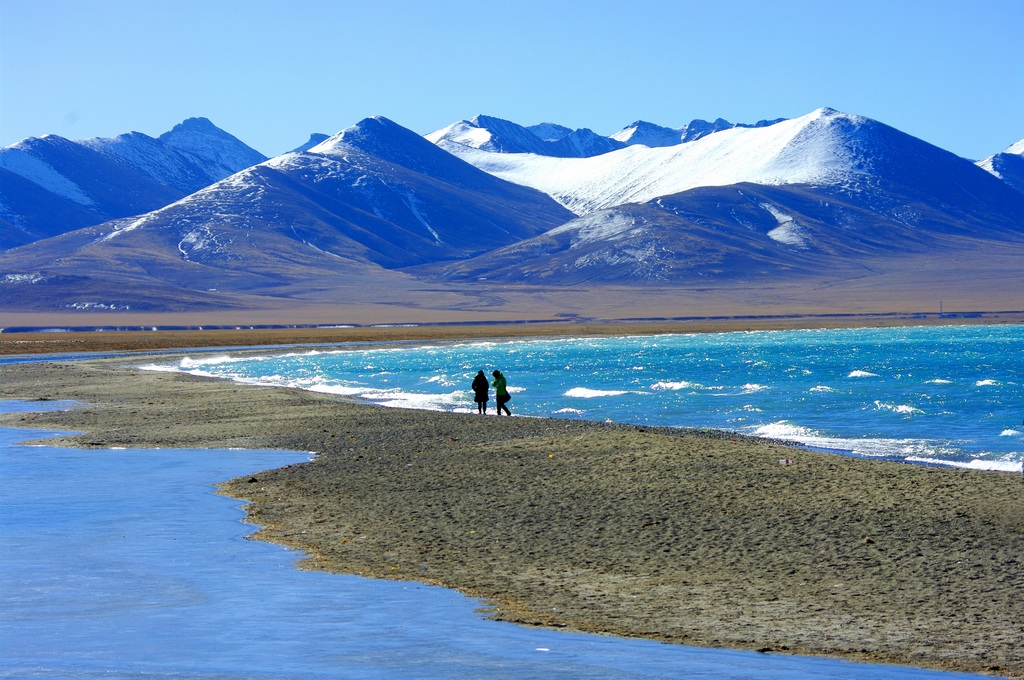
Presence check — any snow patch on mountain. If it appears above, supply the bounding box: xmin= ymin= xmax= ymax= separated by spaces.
xmin=178 ymin=224 xmax=226 ymax=260
xmin=0 ymin=141 xmax=95 ymax=206
xmin=397 ymin=187 xmax=442 ymax=243
xmin=99 ymin=215 xmax=150 ymax=242
xmin=549 ymin=210 xmax=644 ymax=245
xmin=761 ymin=203 xmax=809 ymax=247
xmin=424 ymin=120 xmax=495 ymax=150
xmin=977 ymin=138 xmax=1024 ymax=193
xmin=978 ymin=156 xmax=1001 ymax=177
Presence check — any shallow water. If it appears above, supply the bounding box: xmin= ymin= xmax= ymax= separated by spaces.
xmin=147 ymin=324 xmax=1024 ymax=472
xmin=0 ymin=401 xmax=988 ymax=679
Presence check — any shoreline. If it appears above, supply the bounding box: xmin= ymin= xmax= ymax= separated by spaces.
xmin=3 ymin=311 xmax=1023 ymax=356
xmin=0 ymin=335 xmax=1022 ymax=678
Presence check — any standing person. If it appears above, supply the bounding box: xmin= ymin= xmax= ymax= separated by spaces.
xmin=471 ymin=370 xmax=489 ymax=414
xmin=491 ymin=369 xmax=512 ymax=416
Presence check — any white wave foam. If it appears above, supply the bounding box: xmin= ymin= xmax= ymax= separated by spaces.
xmin=874 ymin=401 xmax=924 ymax=415
xmin=809 ymin=385 xmax=834 ymax=393
xmin=741 ymin=383 xmax=770 ymax=393
xmin=748 ymin=420 xmax=985 ymax=467
xmin=905 ymin=456 xmax=1023 ymax=473
xmin=565 ymin=387 xmax=630 ymax=398
xmin=975 ymin=379 xmax=1001 ymax=386
xmin=279 ymin=350 xmax=323 ymax=358
xmin=650 ymin=380 xmax=702 ymax=390
xmin=847 ymin=370 xmax=879 ymax=378
xmin=364 ymin=389 xmax=467 ymax=411
xmin=752 ymin=421 xmax=819 ymax=439
xmin=137 ymin=363 xmax=181 ymax=373
xmin=178 ymin=355 xmax=248 ymax=368
xmin=554 ymin=408 xmax=586 ymax=415
xmin=925 ymin=378 xmax=952 ymax=385
xmin=304 ymin=384 xmax=368 ymax=397
xmin=1000 ymin=429 xmax=1023 ymax=437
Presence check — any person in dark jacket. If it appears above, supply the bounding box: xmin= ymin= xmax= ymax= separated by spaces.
xmin=491 ymin=369 xmax=511 ymax=416
xmin=471 ymin=370 xmax=490 ymax=414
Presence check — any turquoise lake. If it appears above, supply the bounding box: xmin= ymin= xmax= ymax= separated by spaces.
xmin=147 ymin=324 xmax=1024 ymax=472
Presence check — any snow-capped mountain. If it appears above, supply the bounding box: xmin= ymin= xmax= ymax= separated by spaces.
xmin=526 ymin=123 xmax=573 ymax=142
xmin=416 ymin=108 xmax=1024 ymax=284
xmin=427 ymin=114 xmax=791 ymax=159
xmin=157 ymin=117 xmax=267 ymax=178
xmin=425 ymin=115 xmax=625 ymax=158
xmin=0 ymin=119 xmax=266 ymax=250
xmin=978 ymin=139 xmax=1024 ymax=195
xmin=430 ymin=108 xmax=1020 ymax=216
xmin=608 ymin=120 xmax=686 ymax=147
xmin=78 ymin=133 xmax=208 ymax=195
xmin=420 ymin=175 xmax=1024 ymax=285
xmin=607 ymin=117 xmax=786 ymax=147
xmin=434 ymin=109 xmax=864 ymax=213
xmin=2 ymin=108 xmax=1022 ymax=314
xmin=0 ymin=116 xmax=573 ymax=310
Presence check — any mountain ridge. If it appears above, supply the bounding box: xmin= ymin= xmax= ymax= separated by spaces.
xmin=2 ymin=108 xmax=1022 ymax=317
xmin=0 ymin=119 xmax=267 ymax=250
xmin=0 ymin=116 xmax=575 ymax=310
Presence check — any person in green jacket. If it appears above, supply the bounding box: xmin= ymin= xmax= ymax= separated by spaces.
xmin=491 ymin=369 xmax=512 ymax=416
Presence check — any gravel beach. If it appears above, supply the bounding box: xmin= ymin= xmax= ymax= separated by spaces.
xmin=2 ymin=332 xmax=1021 ymax=678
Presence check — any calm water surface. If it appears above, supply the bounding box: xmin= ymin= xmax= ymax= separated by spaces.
xmin=0 ymin=400 xmax=989 ymax=679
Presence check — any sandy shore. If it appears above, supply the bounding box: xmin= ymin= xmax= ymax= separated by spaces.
xmin=1 ymin=338 xmax=1022 ymax=678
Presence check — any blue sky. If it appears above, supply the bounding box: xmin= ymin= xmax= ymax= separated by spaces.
xmin=1 ymin=0 xmax=1021 ymax=160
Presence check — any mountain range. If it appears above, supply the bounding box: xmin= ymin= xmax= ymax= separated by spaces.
xmin=0 ymin=117 xmax=266 ymax=250
xmin=1 ymin=109 xmax=1022 ymax=320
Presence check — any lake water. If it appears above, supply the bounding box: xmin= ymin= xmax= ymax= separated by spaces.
xmin=146 ymin=324 xmax=1024 ymax=472
xmin=5 ymin=324 xmax=1017 ymax=677
xmin=0 ymin=399 xmax=989 ymax=678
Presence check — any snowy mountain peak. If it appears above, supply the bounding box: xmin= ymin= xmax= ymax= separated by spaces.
xmin=436 ymin=108 xmax=887 ymax=214
xmin=427 ymin=115 xmax=626 ymax=158
xmin=158 ymin=117 xmax=266 ymax=177
xmin=609 ymin=121 xmax=683 ymax=147
xmin=423 ymin=118 xmax=495 ymax=150
xmin=527 ymin=122 xmax=573 ymax=142
xmin=308 ymin=116 xmax=509 ymax=188
xmin=462 ymin=115 xmax=550 ymax=155
xmin=0 ymin=135 xmax=97 ymax=207
xmin=165 ymin=117 xmax=220 ymax=134
xmin=311 ymin=115 xmax=423 ymax=155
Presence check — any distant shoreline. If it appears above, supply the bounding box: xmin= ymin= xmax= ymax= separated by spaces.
xmin=3 ymin=310 xmax=1023 ymax=356
xmin=1 ymin=350 xmax=1022 ymax=677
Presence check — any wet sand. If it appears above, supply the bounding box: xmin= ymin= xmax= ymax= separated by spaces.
xmin=1 ymin=332 xmax=1022 ymax=678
